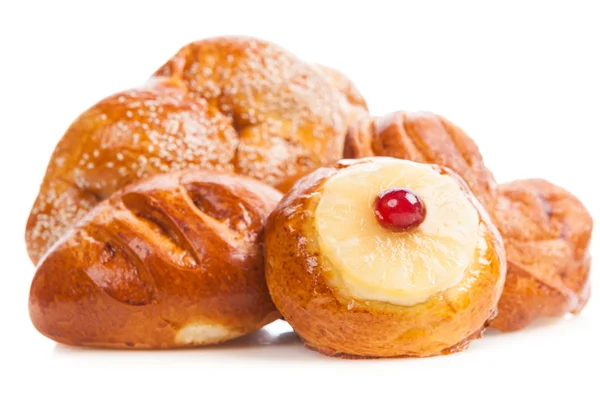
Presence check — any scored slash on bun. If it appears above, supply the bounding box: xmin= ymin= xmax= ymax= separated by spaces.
xmin=26 ymin=84 xmax=238 ymax=264
xmin=29 ymin=170 xmax=282 ymax=349
xmin=25 ymin=36 xmax=591 ymax=353
xmin=26 ymin=36 xmax=367 ymax=265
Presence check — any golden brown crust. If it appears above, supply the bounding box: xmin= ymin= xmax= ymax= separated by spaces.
xmin=312 ymin=64 xmax=368 ymax=110
xmin=153 ymin=36 xmax=368 ymax=186
xmin=344 ymin=112 xmax=593 ymax=332
xmin=265 ymin=158 xmax=506 ymax=358
xmin=490 ymin=179 xmax=592 ymax=331
xmin=301 ymin=307 xmax=492 ymax=359
xmin=29 ymin=170 xmax=282 ymax=348
xmin=26 ymin=85 xmax=236 ymax=263
xmin=344 ymin=111 xmax=497 ymax=208
xmin=26 ymin=36 xmax=367 ymax=264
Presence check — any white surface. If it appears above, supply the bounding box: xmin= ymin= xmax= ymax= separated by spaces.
xmin=1 ymin=0 xmax=598 ymax=399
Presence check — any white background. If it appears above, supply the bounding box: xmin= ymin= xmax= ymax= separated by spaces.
xmin=1 ymin=1 xmax=598 ymax=398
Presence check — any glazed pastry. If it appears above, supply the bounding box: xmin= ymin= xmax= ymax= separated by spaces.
xmin=25 ymin=81 xmax=229 ymax=264
xmin=26 ymin=36 xmax=367 ymax=264
xmin=491 ymin=179 xmax=592 ymax=331
xmin=344 ymin=111 xmax=593 ymax=331
xmin=344 ymin=111 xmax=497 ymax=208
xmin=152 ymin=37 xmax=368 ymax=187
xmin=265 ymin=157 xmax=506 ymax=357
xmin=29 ymin=170 xmax=282 ymax=348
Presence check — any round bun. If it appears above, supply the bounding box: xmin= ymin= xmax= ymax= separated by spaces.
xmin=153 ymin=37 xmax=368 ymax=188
xmin=29 ymin=170 xmax=282 ymax=349
xmin=26 ymin=36 xmax=367 ymax=264
xmin=265 ymin=157 xmax=506 ymax=358
xmin=344 ymin=111 xmax=593 ymax=332
xmin=490 ymin=179 xmax=592 ymax=331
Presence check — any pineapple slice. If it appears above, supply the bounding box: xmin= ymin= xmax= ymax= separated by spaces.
xmin=315 ymin=158 xmax=481 ymax=306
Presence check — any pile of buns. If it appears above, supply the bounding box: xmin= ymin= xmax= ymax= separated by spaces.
xmin=26 ymin=36 xmax=592 ymax=357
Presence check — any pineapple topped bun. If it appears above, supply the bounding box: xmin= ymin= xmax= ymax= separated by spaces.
xmin=265 ymin=157 xmax=506 ymax=358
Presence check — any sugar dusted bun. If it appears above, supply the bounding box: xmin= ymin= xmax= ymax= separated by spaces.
xmin=26 ymin=36 xmax=367 ymax=264
xmin=152 ymin=37 xmax=368 ymax=188
xmin=265 ymin=157 xmax=506 ymax=358
xmin=29 ymin=170 xmax=282 ymax=349
xmin=26 ymin=82 xmax=233 ymax=264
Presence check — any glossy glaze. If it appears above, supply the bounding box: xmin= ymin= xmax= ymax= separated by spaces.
xmin=26 ymin=36 xmax=367 ymax=264
xmin=344 ymin=111 xmax=497 ymax=208
xmin=344 ymin=111 xmax=593 ymax=332
xmin=374 ymin=187 xmax=427 ymax=232
xmin=29 ymin=170 xmax=282 ymax=348
xmin=314 ymin=159 xmax=481 ymax=306
xmin=265 ymin=157 xmax=506 ymax=358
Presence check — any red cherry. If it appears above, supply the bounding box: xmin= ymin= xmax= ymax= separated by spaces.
xmin=373 ymin=187 xmax=427 ymax=232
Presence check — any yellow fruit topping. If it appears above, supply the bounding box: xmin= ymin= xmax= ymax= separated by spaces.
xmin=315 ymin=158 xmax=481 ymax=306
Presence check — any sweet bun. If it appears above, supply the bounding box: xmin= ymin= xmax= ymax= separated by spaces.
xmin=29 ymin=170 xmax=281 ymax=348
xmin=490 ymin=179 xmax=592 ymax=331
xmin=152 ymin=36 xmax=368 ymax=187
xmin=26 ymin=36 xmax=367 ymax=264
xmin=344 ymin=111 xmax=497 ymax=208
xmin=26 ymin=82 xmax=235 ymax=264
xmin=344 ymin=112 xmax=593 ymax=331
xmin=265 ymin=157 xmax=506 ymax=357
